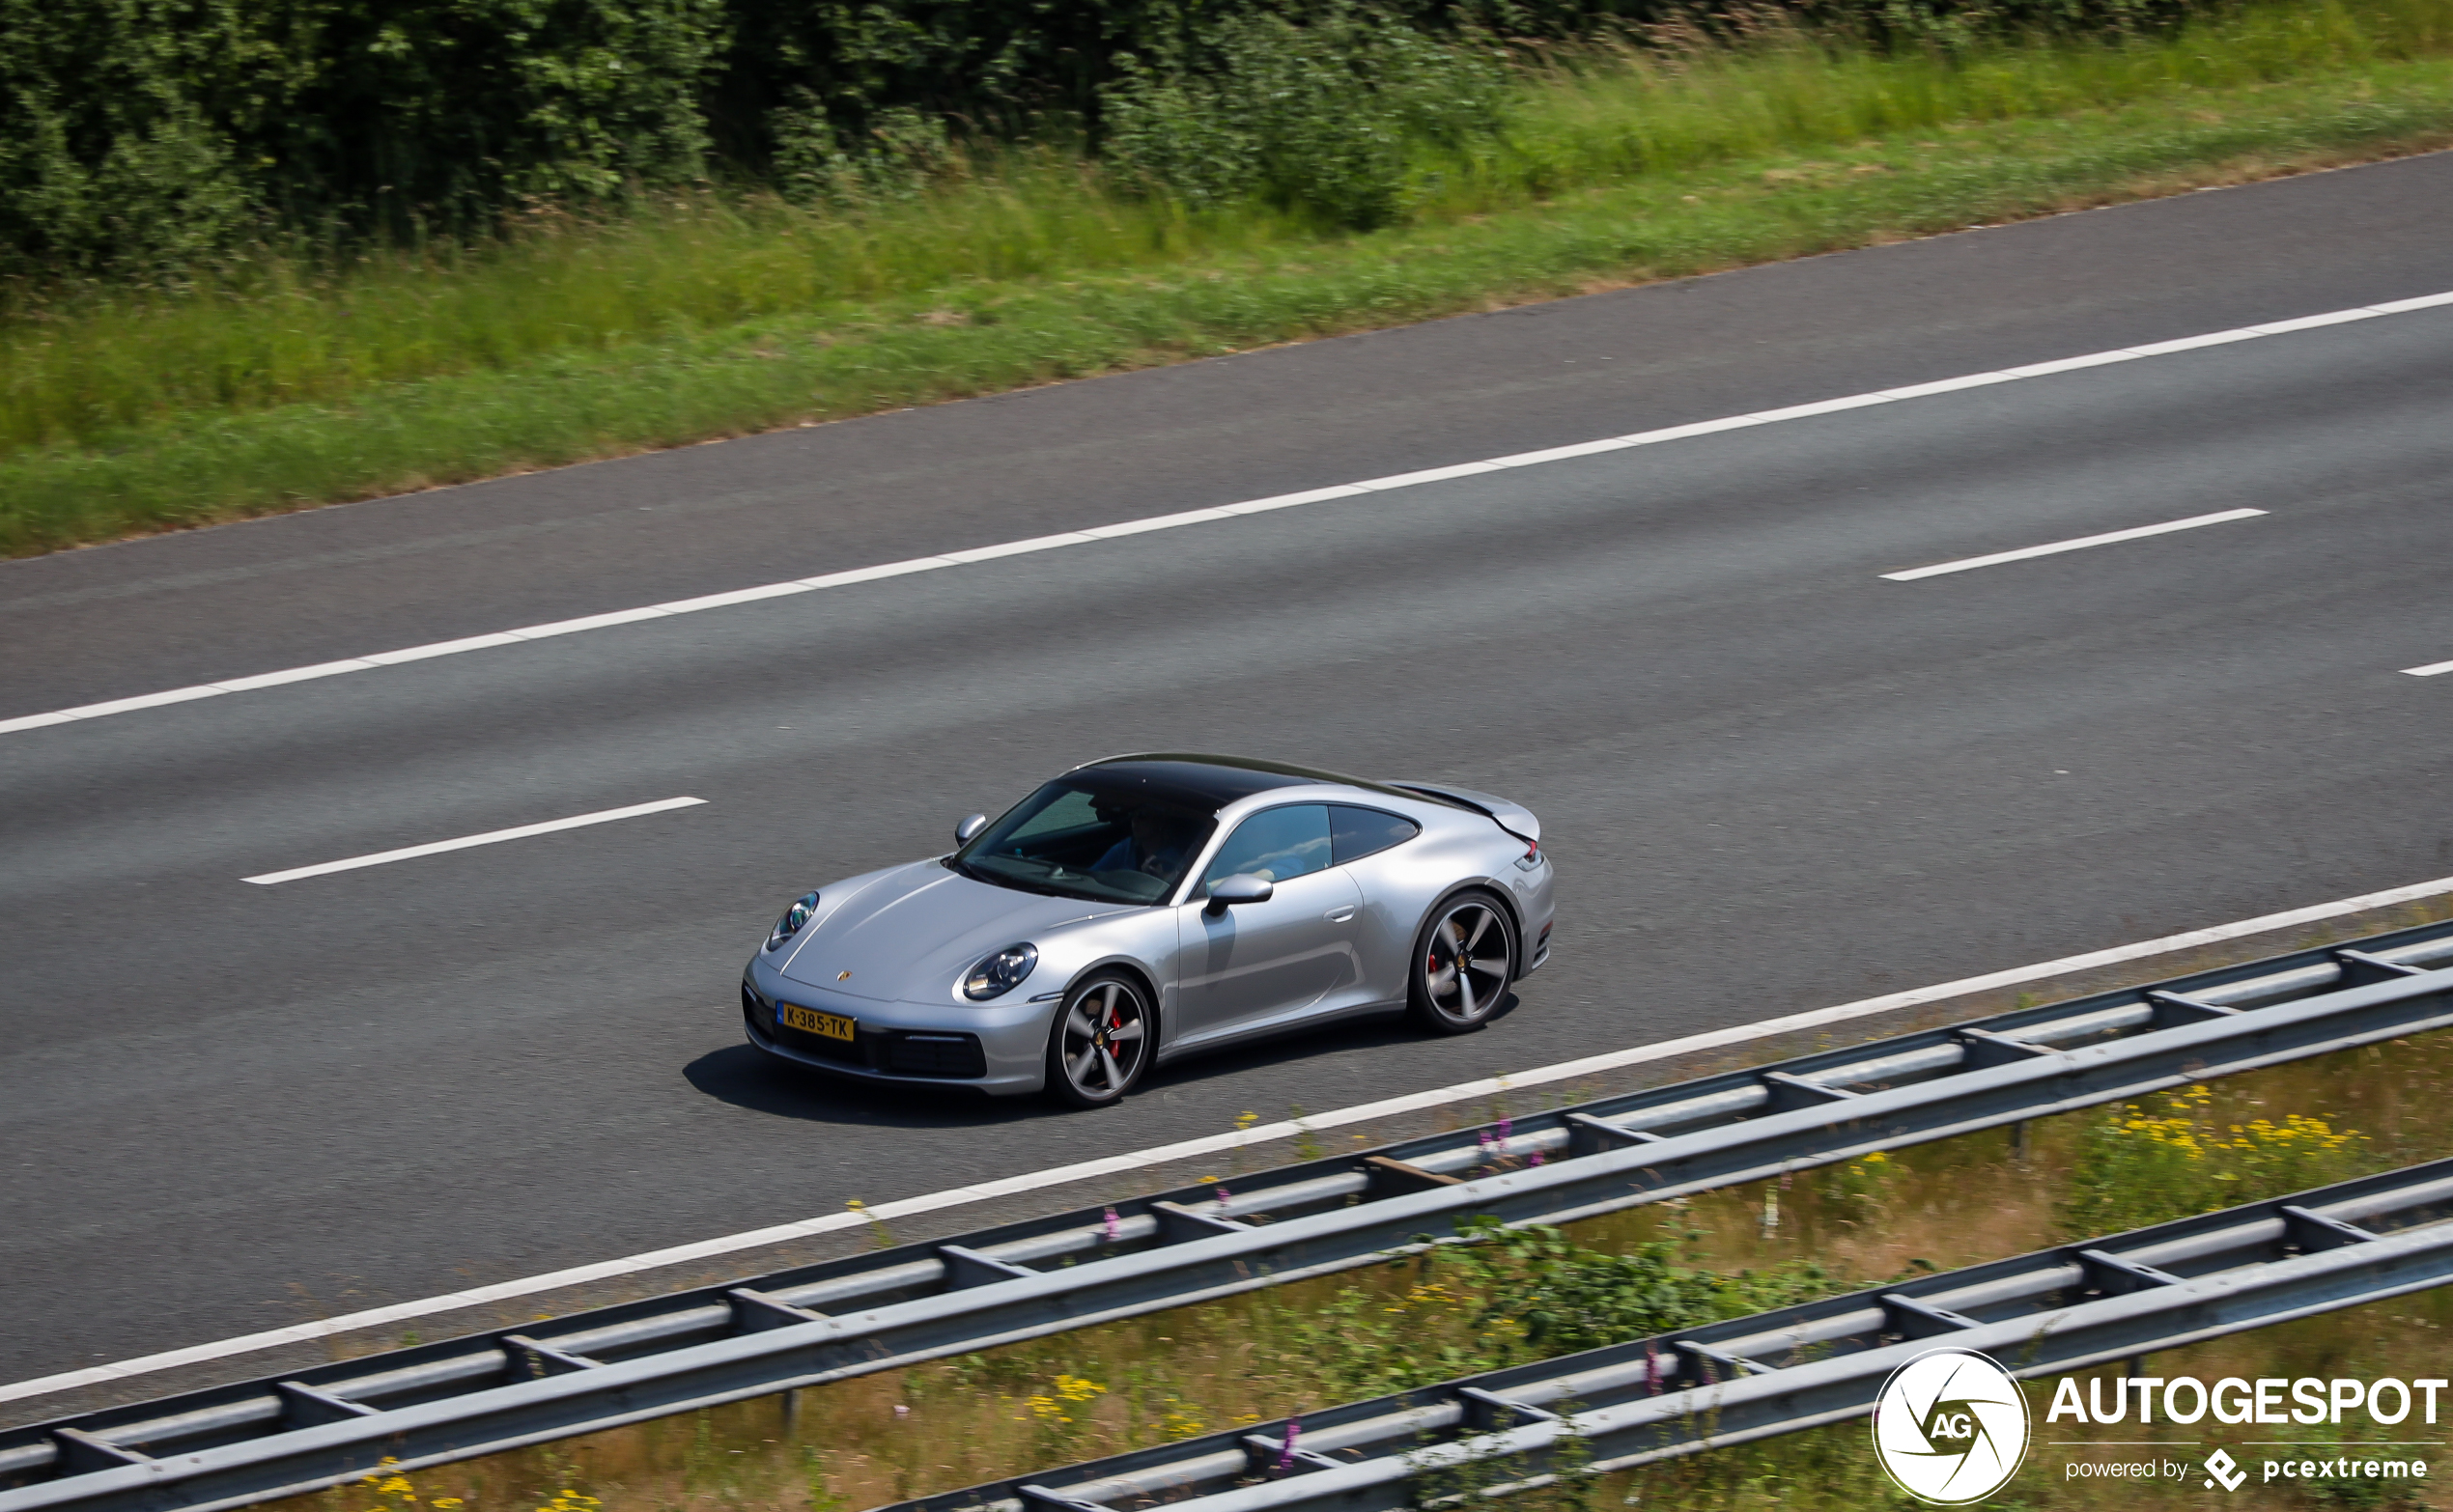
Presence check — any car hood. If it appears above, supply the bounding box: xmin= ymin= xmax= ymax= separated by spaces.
xmin=776 ymin=860 xmax=1134 ymax=1001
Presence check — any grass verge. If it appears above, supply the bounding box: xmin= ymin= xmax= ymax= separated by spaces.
xmin=8 ymin=0 xmax=2453 ymax=557
xmin=276 ymin=1027 xmax=2453 ymax=1512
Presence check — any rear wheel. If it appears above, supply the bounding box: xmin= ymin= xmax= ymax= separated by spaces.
xmin=1407 ymin=890 xmax=1516 ymax=1035
xmin=1044 ymin=971 xmax=1152 ymax=1107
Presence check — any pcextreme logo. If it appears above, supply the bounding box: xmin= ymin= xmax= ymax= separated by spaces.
xmin=1871 ymin=1349 xmax=2032 ymax=1505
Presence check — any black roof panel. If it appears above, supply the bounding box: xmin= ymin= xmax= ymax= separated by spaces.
xmin=1078 ymin=753 xmax=1443 ymax=812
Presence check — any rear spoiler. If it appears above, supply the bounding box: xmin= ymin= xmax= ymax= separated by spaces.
xmin=1386 ymin=781 xmax=1540 ymax=844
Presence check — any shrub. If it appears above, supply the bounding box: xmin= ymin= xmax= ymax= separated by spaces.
xmin=0 ymin=0 xmax=725 ymax=275
xmin=1101 ymin=5 xmax=1513 ymax=227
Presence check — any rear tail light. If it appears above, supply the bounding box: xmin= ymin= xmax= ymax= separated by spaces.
xmin=1513 ymin=838 xmax=1541 ymax=870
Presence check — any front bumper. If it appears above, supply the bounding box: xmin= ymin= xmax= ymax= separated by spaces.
xmin=740 ymin=963 xmax=1051 ymax=1095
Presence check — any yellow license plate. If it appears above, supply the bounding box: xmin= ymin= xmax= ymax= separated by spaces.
xmin=778 ymin=1003 xmax=857 ymax=1042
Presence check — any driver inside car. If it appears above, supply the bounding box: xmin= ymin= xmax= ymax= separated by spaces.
xmin=1094 ymin=808 xmax=1196 ymax=880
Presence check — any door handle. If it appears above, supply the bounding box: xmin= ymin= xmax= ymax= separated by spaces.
xmin=1324 ymin=905 xmax=1358 ymax=923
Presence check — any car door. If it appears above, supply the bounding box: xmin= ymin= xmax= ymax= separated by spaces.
xmin=1172 ymin=804 xmax=1365 ymax=1048
xmin=1327 ymin=803 xmax=1427 ymax=1006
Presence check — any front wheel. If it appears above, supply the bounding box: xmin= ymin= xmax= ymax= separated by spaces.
xmin=1407 ymin=890 xmax=1517 ymax=1035
xmin=1043 ymin=971 xmax=1153 ymax=1108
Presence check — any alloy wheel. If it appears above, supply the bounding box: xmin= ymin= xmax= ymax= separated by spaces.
xmin=1055 ymin=977 xmax=1149 ymax=1104
xmin=1421 ymin=898 xmax=1512 ymax=1027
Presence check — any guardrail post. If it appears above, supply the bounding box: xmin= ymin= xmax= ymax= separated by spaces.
xmin=2073 ymin=1248 xmax=2185 ymax=1301
xmin=1238 ymin=1430 xmax=1341 ymax=1478
xmin=1150 ymin=1201 xmax=1249 ymax=1243
xmin=1456 ymin=1386 xmax=1560 ymax=1433
xmin=727 ymin=1287 xmax=829 ymax=1332
xmin=938 ymin=1246 xmax=1036 ymax=1289
xmin=1954 ymin=1026 xmax=2052 ymax=1071
xmin=1879 ymin=1294 xmax=1980 ymax=1341
xmin=500 ymin=1334 xmax=602 ymax=1379
xmin=2145 ymin=990 xmax=2240 ymax=1028
xmin=273 ymin=1382 xmax=378 ymax=1428
xmin=1671 ymin=1340 xmax=1759 ymax=1387
xmin=1360 ymin=1156 xmax=1461 ymax=1199
xmin=2334 ymin=948 xmax=2425 ymax=986
xmin=2278 ymin=1205 xmax=2377 ymax=1254
xmin=1563 ymin=1113 xmax=1663 ymax=1159
xmin=1758 ymin=1072 xmax=1860 ymax=1114
xmin=44 ymin=1433 xmax=148 ymax=1476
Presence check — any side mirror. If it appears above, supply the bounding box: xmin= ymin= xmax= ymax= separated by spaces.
xmin=1204 ymin=873 xmax=1274 ymax=915
xmin=955 ymin=813 xmax=989 ymax=845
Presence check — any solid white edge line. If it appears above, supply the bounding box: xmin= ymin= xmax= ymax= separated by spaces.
xmin=9 ymin=866 xmax=2453 ymax=1408
xmin=364 ymin=633 xmax=529 ymax=665
xmin=1218 ymin=485 xmax=1369 ymax=515
xmin=42 ymin=686 xmax=229 ymax=723
xmin=942 ymin=532 xmax=1101 ymax=564
xmin=2122 ymin=329 xmax=2264 ymax=357
xmin=8 ymin=289 xmax=2450 ymax=740
xmin=2403 ymin=659 xmax=2453 ymax=677
xmin=1876 ymin=372 xmax=2021 ymax=401
xmin=1879 ymin=507 xmax=2268 ymax=581
xmin=2003 ymin=350 xmax=2144 ymax=378
xmin=240 ymin=797 xmax=707 ymax=885
xmin=1083 ymin=508 xmax=1237 ymax=539
xmin=508 ymin=606 xmax=675 ymax=640
xmin=211 ymin=659 xmax=381 ymax=692
xmin=1353 ymin=462 xmax=1505 ymax=490
xmin=2251 ymin=308 xmax=2385 ymax=335
xmin=649 ymin=583 xmax=819 ymax=616
xmin=801 ymin=557 xmax=960 ymax=588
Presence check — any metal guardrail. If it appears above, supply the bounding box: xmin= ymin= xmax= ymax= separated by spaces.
xmin=6 ymin=918 xmax=2453 ymax=1512
xmin=905 ymin=1156 xmax=2453 ymax=1512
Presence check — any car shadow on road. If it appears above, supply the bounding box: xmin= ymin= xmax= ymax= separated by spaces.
xmin=682 ymin=994 xmax=1518 ymax=1129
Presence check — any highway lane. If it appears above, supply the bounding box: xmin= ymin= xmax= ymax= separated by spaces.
xmin=5 ymin=166 xmax=2453 ymax=1397
xmin=10 ymin=150 xmax=2453 ymax=721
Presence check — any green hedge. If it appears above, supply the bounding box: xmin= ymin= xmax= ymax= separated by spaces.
xmin=0 ymin=0 xmax=2194 ymax=275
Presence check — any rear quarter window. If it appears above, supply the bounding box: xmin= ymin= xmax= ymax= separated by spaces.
xmin=1330 ymin=805 xmax=1421 ymax=865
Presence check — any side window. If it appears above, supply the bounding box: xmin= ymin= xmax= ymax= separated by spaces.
xmin=1330 ymin=805 xmax=1421 ymax=865
xmin=1203 ymin=805 xmax=1333 ymax=888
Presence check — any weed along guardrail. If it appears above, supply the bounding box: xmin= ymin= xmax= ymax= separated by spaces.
xmin=904 ymin=1156 xmax=2453 ymax=1512
xmin=6 ymin=919 xmax=2453 ymax=1512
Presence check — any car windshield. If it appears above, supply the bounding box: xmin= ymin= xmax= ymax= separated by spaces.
xmin=949 ymin=779 xmax=1216 ymax=905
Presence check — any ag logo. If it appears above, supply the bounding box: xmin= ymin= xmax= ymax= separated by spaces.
xmin=1871 ymin=1348 xmax=2031 ymax=1504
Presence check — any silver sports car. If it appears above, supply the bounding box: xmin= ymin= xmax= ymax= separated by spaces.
xmin=740 ymin=754 xmax=1555 ymax=1106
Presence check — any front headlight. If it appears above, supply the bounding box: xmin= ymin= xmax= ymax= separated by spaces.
xmin=765 ymin=891 xmax=820 ymax=952
xmin=963 ymin=942 xmax=1038 ymax=1001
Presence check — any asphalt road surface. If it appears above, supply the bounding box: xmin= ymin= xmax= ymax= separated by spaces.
xmin=4 ymin=152 xmax=2451 ymax=1396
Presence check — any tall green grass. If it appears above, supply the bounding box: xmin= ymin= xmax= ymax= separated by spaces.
xmin=7 ymin=0 xmax=2453 ymax=555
